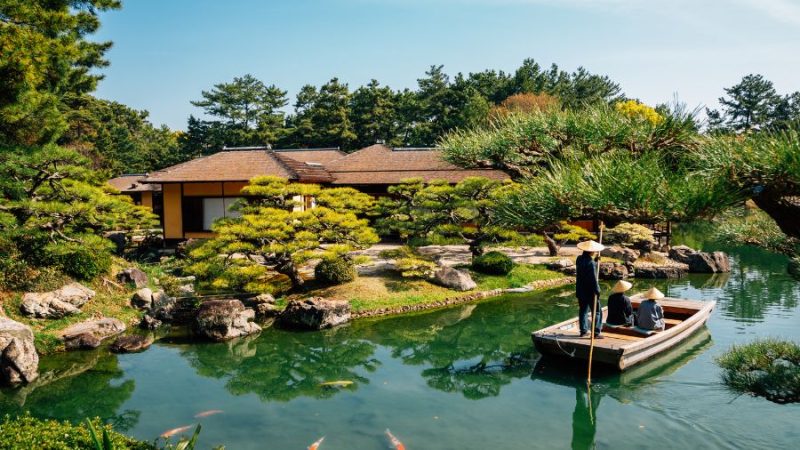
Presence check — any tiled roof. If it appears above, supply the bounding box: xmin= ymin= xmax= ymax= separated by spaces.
xmin=108 ymin=175 xmax=161 ymax=192
xmin=141 ymin=144 xmax=509 ymax=186
xmin=142 ymin=149 xmax=337 ymax=183
xmin=326 ymin=144 xmax=509 ymax=185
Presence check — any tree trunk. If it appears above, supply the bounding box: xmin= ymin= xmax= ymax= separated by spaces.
xmin=468 ymin=239 xmax=486 ymax=258
xmin=276 ymin=259 xmax=305 ymax=289
xmin=752 ymin=191 xmax=800 ymax=240
xmin=543 ymin=232 xmax=559 ymax=257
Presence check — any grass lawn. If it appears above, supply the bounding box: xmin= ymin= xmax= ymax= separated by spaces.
xmin=286 ymin=263 xmax=564 ymax=314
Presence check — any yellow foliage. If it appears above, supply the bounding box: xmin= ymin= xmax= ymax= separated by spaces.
xmin=615 ymin=100 xmax=664 ymax=125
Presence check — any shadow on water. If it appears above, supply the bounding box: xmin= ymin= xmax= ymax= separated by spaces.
xmin=531 ymin=328 xmax=713 ymax=450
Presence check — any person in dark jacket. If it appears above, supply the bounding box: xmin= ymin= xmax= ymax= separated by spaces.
xmin=606 ymin=280 xmax=634 ymax=327
xmin=575 ymin=240 xmax=605 ymax=338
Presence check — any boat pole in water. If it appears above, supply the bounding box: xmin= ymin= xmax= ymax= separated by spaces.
xmin=587 ymin=221 xmax=604 ymax=386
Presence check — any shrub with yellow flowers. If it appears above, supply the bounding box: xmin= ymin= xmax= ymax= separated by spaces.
xmin=615 ymin=100 xmax=664 ymax=125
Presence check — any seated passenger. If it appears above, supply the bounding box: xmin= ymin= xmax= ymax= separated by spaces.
xmin=637 ymin=287 xmax=666 ymax=331
xmin=606 ymin=280 xmax=634 ymax=327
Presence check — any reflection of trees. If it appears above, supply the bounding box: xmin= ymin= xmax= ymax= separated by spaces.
xmin=0 ymin=351 xmax=139 ymax=431
xmin=177 ymin=329 xmax=379 ymax=402
xmin=356 ymin=298 xmax=577 ymax=399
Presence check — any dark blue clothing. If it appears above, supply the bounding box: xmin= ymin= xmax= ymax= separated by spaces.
xmin=606 ymin=293 xmax=634 ymax=326
xmin=579 ymin=296 xmax=603 ymax=336
xmin=575 ymin=252 xmax=602 ymax=335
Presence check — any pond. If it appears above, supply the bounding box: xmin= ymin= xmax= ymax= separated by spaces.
xmin=2 ymin=240 xmax=799 ymax=449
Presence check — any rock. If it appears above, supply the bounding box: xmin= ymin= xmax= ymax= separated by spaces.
xmin=505 ymin=287 xmax=533 ymax=293
xmin=177 ymin=284 xmax=195 ymax=296
xmin=109 ymin=335 xmax=154 ymax=353
xmin=153 ymin=296 xmax=197 ymax=325
xmin=600 ymin=246 xmax=639 ymax=264
xmin=669 ymin=246 xmax=731 ymax=273
xmin=0 ymin=317 xmax=39 ymax=386
xmin=193 ymin=300 xmax=261 ymax=341
xmin=789 ymin=257 xmax=800 ymax=280
xmin=598 ymin=262 xmax=629 ymax=280
xmin=253 ymin=303 xmax=279 ymax=320
xmin=278 ymin=297 xmax=351 ymax=330
xmin=131 ymin=288 xmax=153 ymax=310
xmin=546 ymin=259 xmax=575 ymax=270
xmin=60 ymin=318 xmax=126 ymax=351
xmin=139 ymin=314 xmax=163 ymax=330
xmin=432 ymin=266 xmax=477 ymax=291
xmin=117 ymin=268 xmax=148 ymax=288
xmin=20 ymin=282 xmax=96 ymax=319
xmin=634 ymin=265 xmax=687 ymax=279
xmin=245 ymin=293 xmax=277 ymax=305
xmin=659 ymin=244 xmax=671 ymax=253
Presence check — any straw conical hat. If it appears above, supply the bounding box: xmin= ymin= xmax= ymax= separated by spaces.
xmin=576 ymin=240 xmax=605 ymax=252
xmin=612 ymin=280 xmax=633 ymax=294
xmin=644 ymin=287 xmax=665 ymax=300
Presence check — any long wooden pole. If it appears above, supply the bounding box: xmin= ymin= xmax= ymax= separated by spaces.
xmin=587 ymin=221 xmax=604 ymax=386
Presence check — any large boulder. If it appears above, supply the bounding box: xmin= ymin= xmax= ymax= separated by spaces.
xmin=0 ymin=317 xmax=39 ymax=386
xmin=117 ymin=268 xmax=148 ymax=288
xmin=109 ymin=335 xmax=154 ymax=353
xmin=153 ymin=296 xmax=197 ymax=325
xmin=634 ymin=265 xmax=687 ymax=279
xmin=131 ymin=288 xmax=153 ymax=310
xmin=598 ymin=262 xmax=629 ymax=280
xmin=278 ymin=297 xmax=351 ymax=330
xmin=20 ymin=282 xmax=96 ymax=319
xmin=432 ymin=266 xmax=477 ymax=291
xmin=601 ymin=246 xmax=639 ymax=264
xmin=60 ymin=318 xmax=126 ymax=351
xmin=243 ymin=294 xmax=279 ymax=321
xmin=193 ymin=300 xmax=261 ymax=341
xmin=669 ymin=246 xmax=731 ymax=273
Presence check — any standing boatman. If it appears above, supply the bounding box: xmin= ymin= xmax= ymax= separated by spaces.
xmin=575 ymin=240 xmax=605 ymax=339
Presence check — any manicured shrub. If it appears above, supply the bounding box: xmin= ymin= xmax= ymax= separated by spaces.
xmin=604 ymin=223 xmax=656 ymax=247
xmin=0 ymin=414 xmax=154 ymax=450
xmin=472 ymin=251 xmax=514 ymax=275
xmin=395 ymin=257 xmax=438 ymax=279
xmin=315 ymin=258 xmax=357 ymax=285
xmin=45 ymin=235 xmax=113 ymax=281
xmin=716 ymin=339 xmax=800 ymax=404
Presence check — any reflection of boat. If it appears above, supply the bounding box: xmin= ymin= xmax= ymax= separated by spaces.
xmin=532 ymin=295 xmax=715 ymax=371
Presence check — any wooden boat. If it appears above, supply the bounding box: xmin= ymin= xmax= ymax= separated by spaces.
xmin=532 ymin=294 xmax=715 ymax=371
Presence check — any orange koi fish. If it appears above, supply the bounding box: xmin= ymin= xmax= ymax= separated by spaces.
xmin=194 ymin=409 xmax=224 ymax=418
xmin=160 ymin=425 xmax=193 ymax=438
xmin=385 ymin=429 xmax=406 ymax=450
xmin=308 ymin=436 xmax=325 ymax=450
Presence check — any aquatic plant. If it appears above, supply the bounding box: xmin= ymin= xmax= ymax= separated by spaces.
xmin=0 ymin=414 xmax=151 ymax=449
xmin=716 ymin=339 xmax=800 ymax=404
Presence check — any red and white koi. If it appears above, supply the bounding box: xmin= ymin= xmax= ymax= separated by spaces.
xmin=385 ymin=429 xmax=406 ymax=450
xmin=308 ymin=436 xmax=325 ymax=450
xmin=160 ymin=425 xmax=193 ymax=438
xmin=194 ymin=409 xmax=224 ymax=418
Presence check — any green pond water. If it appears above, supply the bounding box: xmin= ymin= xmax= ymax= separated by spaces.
xmin=2 ymin=240 xmax=800 ymax=449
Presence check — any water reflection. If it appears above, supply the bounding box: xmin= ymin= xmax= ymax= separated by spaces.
xmin=0 ymin=350 xmax=138 ymax=431
xmin=170 ymin=329 xmax=379 ymax=402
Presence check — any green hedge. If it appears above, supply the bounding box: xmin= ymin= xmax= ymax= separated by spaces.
xmin=315 ymin=258 xmax=357 ymax=285
xmin=472 ymin=251 xmax=514 ymax=275
xmin=0 ymin=415 xmax=154 ymax=450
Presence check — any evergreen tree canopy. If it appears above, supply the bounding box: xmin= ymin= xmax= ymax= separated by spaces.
xmin=186 ymin=177 xmax=378 ymax=293
xmin=0 ymin=0 xmax=121 ymax=146
xmin=707 ymin=74 xmax=800 ymax=132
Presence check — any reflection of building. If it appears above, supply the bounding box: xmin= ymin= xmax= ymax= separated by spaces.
xmin=107 ymin=174 xmax=163 ymax=217
xmin=135 ymin=144 xmax=509 ymax=243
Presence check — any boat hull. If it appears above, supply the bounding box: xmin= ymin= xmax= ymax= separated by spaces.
xmin=532 ymin=297 xmax=715 ymax=371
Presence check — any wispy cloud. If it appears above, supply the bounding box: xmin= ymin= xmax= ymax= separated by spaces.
xmin=736 ymin=0 xmax=800 ymax=26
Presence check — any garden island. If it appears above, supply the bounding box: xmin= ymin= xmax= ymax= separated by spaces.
xmin=1 ymin=1 xmax=798 ymax=449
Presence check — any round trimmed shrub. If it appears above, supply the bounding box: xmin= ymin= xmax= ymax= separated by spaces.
xmin=315 ymin=258 xmax=357 ymax=285
xmin=472 ymin=251 xmax=514 ymax=275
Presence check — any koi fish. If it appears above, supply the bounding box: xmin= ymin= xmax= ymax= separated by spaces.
xmin=385 ymin=429 xmax=406 ymax=450
xmin=308 ymin=436 xmax=325 ymax=450
xmin=160 ymin=425 xmax=193 ymax=438
xmin=318 ymin=380 xmax=354 ymax=388
xmin=194 ymin=409 xmax=224 ymax=418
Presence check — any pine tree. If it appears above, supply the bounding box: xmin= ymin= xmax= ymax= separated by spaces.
xmin=350 ymin=80 xmax=399 ymax=148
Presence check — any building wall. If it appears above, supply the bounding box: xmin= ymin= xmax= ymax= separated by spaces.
xmin=140 ymin=191 xmax=153 ymax=209
xmin=163 ymin=184 xmax=183 ymax=239
xmin=162 ymin=181 xmax=251 ymax=240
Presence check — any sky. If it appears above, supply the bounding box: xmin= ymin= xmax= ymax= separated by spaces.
xmin=93 ymin=0 xmax=800 ymax=130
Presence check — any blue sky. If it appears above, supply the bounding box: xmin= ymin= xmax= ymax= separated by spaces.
xmin=94 ymin=0 xmax=800 ymax=130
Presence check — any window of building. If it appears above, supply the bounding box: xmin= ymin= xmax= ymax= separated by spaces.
xmin=183 ymin=197 xmax=242 ymax=232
